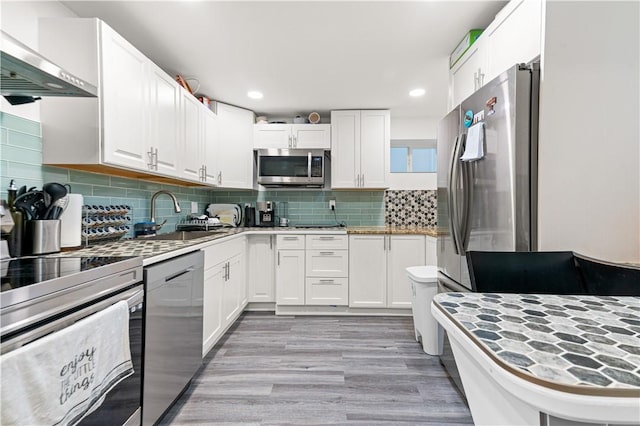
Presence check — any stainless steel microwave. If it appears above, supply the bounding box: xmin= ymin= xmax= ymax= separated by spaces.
xmin=256 ymin=149 xmax=326 ymax=187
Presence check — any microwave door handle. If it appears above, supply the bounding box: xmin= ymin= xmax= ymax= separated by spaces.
xmin=307 ymin=152 xmax=312 ymax=181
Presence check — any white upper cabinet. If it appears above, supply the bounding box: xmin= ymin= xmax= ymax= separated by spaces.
xmin=100 ymin=24 xmax=149 ymax=170
xmin=449 ymin=0 xmax=542 ymax=108
xmin=39 ymin=18 xmax=224 ymax=187
xmin=216 ymin=103 xmax=254 ymax=189
xmin=202 ymin=108 xmax=220 ymax=184
xmin=331 ymin=110 xmax=390 ymax=189
xmin=180 ymin=90 xmax=204 ymax=182
xmin=292 ymin=124 xmax=331 ymax=149
xmin=148 ymin=63 xmax=180 ymax=176
xmin=359 ymin=110 xmax=390 ymax=188
xmin=254 ymin=124 xmax=330 ymax=149
xmin=450 ymin=37 xmax=487 ymax=109
xmin=484 ymin=0 xmax=542 ymax=83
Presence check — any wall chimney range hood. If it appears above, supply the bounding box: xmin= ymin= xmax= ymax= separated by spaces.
xmin=1 ymin=30 xmax=97 ymax=105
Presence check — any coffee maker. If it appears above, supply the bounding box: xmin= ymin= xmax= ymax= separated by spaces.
xmin=256 ymin=201 xmax=275 ymax=227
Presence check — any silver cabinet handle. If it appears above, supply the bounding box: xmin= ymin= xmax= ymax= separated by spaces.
xmin=320 ymin=251 xmax=335 ymax=256
xmin=293 ymin=135 xmax=297 ymax=148
xmin=383 ymin=236 xmax=387 ymax=251
xmin=388 ymin=236 xmax=391 ymax=251
xmin=217 ymin=171 xmax=222 ymax=185
xmin=147 ymin=147 xmax=155 ymax=170
xmin=203 ymin=165 xmax=208 ymax=182
xmin=307 ymin=151 xmax=312 ymax=181
xmin=283 ymin=236 xmax=298 ymax=240
xmin=361 ymin=174 xmax=364 ymax=187
xmin=277 ymin=251 xmax=280 ymax=265
xmin=288 ymin=135 xmax=292 ymax=148
xmin=270 ymin=235 xmax=273 ymax=250
xmin=153 ymin=147 xmax=159 ymax=170
xmin=319 ymin=236 xmax=335 ymax=240
xmin=316 ymin=279 xmax=335 ymax=285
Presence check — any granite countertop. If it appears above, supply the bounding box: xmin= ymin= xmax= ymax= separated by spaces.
xmin=433 ymin=292 xmax=640 ymax=397
xmin=346 ymin=226 xmax=437 ymax=237
xmin=56 ymin=226 xmax=436 ymax=262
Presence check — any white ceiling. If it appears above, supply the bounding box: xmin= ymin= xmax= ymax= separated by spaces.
xmin=62 ymin=1 xmax=506 ymax=120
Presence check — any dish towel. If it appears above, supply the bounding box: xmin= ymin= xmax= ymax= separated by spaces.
xmin=460 ymin=122 xmax=485 ymax=162
xmin=1 ymin=301 xmax=133 ymax=426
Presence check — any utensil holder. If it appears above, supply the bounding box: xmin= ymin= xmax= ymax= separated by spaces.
xmin=25 ymin=220 xmax=61 ymax=255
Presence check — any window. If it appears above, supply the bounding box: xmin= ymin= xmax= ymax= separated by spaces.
xmin=390 ymin=139 xmax=437 ymax=173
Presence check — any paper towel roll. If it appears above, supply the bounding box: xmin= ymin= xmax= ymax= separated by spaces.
xmin=60 ymin=194 xmax=83 ymax=248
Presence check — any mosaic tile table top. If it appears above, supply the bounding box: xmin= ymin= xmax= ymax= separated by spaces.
xmin=433 ymin=293 xmax=640 ymax=397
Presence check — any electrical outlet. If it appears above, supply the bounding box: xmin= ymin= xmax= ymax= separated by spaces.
xmin=329 ymin=199 xmax=336 ymax=210
xmin=191 ymin=201 xmax=199 ymax=213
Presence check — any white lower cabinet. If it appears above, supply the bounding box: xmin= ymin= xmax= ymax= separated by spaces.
xmin=349 ymin=234 xmax=425 ymax=309
xmin=349 ymin=235 xmax=387 ymax=307
xmin=275 ymin=234 xmax=349 ymax=307
xmin=202 ymin=262 xmax=223 ymax=357
xmin=305 ymin=277 xmax=348 ymax=306
xmin=275 ymin=249 xmax=305 ymax=305
xmin=247 ymin=235 xmax=275 ymax=302
xmin=426 ymin=236 xmax=437 ymax=266
xmin=202 ymin=237 xmax=246 ymax=356
xmin=387 ymin=235 xmax=426 ymax=309
xmin=305 ymin=235 xmax=348 ymax=305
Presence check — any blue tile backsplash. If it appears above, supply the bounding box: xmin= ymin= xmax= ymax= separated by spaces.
xmin=1 ymin=112 xmax=436 ymax=239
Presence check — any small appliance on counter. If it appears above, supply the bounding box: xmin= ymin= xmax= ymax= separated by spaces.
xmin=205 ymin=204 xmax=242 ymax=227
xmin=244 ymin=204 xmax=256 ymax=227
xmin=256 ymin=201 xmax=275 ymax=227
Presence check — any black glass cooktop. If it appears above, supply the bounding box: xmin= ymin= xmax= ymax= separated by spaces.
xmin=1 ymin=256 xmax=137 ymax=293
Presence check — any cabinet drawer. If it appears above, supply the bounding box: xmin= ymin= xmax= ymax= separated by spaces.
xmin=306 ymin=250 xmax=348 ymax=277
xmin=276 ymin=234 xmax=305 ymax=250
xmin=305 ymin=277 xmax=348 ymax=306
xmin=305 ymin=234 xmax=348 ymax=250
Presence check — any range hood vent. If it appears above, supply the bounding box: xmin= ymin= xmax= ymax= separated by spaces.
xmin=1 ymin=30 xmax=97 ymax=102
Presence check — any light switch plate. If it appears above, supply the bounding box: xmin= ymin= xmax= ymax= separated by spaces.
xmin=191 ymin=201 xmax=199 ymax=213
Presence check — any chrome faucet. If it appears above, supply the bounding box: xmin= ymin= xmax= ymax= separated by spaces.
xmin=150 ymin=190 xmax=182 ymax=229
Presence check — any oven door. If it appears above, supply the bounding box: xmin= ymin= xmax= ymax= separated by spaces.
xmin=1 ymin=284 xmax=144 ymax=426
xmin=257 ymin=148 xmax=325 ymax=186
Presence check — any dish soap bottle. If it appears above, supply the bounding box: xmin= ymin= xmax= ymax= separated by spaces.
xmin=7 ymin=180 xmax=23 ymax=257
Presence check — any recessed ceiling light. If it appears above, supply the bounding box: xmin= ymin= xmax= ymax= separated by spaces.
xmin=409 ymin=88 xmax=426 ymax=97
xmin=46 ymin=82 xmax=64 ymax=89
xmin=247 ymin=91 xmax=263 ymax=99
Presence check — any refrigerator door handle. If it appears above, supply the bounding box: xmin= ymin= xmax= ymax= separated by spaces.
xmin=461 ymin=160 xmax=474 ymax=252
xmin=458 ymin=134 xmax=474 ymax=252
xmin=448 ymin=135 xmax=464 ymax=254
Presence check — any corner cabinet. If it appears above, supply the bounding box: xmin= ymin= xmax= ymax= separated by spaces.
xmin=330 ymin=110 xmax=390 ymax=189
xmin=449 ymin=0 xmax=542 ymax=108
xmin=254 ymin=124 xmax=331 ymax=149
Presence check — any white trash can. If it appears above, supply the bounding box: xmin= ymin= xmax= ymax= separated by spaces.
xmin=407 ymin=265 xmax=441 ymax=355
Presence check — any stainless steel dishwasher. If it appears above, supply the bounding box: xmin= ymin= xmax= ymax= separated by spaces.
xmin=142 ymin=250 xmax=204 ymax=426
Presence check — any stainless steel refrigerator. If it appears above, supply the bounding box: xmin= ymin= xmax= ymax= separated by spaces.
xmin=437 ymin=62 xmax=540 ymax=292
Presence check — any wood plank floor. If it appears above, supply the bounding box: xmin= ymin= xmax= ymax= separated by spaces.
xmin=159 ymin=312 xmax=473 ymax=425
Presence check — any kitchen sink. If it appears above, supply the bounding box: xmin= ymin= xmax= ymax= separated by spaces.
xmin=138 ymin=230 xmax=227 ymax=241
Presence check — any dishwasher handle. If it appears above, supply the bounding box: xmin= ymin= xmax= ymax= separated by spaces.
xmin=164 ymin=268 xmax=194 ymax=283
